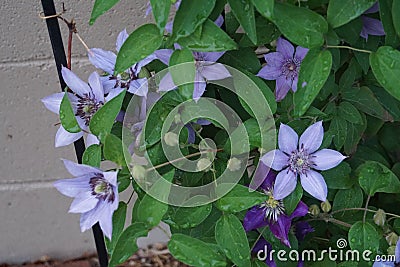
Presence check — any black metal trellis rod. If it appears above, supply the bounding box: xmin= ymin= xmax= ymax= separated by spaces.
xmin=40 ymin=1 xmax=109 ymax=266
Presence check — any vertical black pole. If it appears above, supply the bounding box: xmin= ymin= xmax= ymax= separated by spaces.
xmin=40 ymin=1 xmax=108 ymax=266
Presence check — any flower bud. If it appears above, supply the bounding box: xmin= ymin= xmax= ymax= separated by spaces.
xmin=164 ymin=132 xmax=179 ymax=146
xmin=373 ymin=209 xmax=386 ymax=227
xmin=174 ymin=114 xmax=181 ymax=124
xmin=197 ymin=158 xmax=212 ymax=172
xmin=320 ymin=200 xmax=331 ymax=213
xmin=227 ymin=158 xmax=242 ymax=172
xmin=387 ymin=245 xmax=396 ymax=255
xmin=132 ymin=165 xmax=146 ymax=180
xmin=386 ymin=232 xmax=399 ymax=246
xmin=309 ymin=204 xmax=320 ymax=216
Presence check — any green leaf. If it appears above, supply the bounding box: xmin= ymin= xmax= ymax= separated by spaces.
xmin=227 ymin=0 xmax=257 ymax=44
xmin=357 ymin=161 xmax=400 ymax=196
xmin=115 ymin=24 xmax=162 ymax=74
xmin=323 ymin=162 xmax=354 ymax=189
xmin=343 ymin=114 xmax=367 ymax=155
xmin=327 ymin=0 xmax=376 ymax=28
xmin=215 ymin=184 xmax=267 ymax=213
xmin=169 ymin=48 xmax=195 ymax=100
xmin=283 ymin=182 xmax=303 ymax=215
xmin=104 ymin=133 xmax=130 ymax=166
xmin=239 ymin=16 xmax=280 ymax=47
xmin=82 ymin=144 xmax=101 ymax=167
xmin=215 ymin=214 xmax=251 ymax=267
xmin=90 ymin=90 xmax=126 ymax=142
xmin=393 ymin=0 xmax=400 ymax=38
xmin=370 ymin=85 xmax=400 ymax=121
xmin=108 ymin=222 xmax=148 ymax=267
xmin=332 ymin=185 xmax=364 ymax=211
xmin=59 ymin=93 xmax=80 ymax=133
xmin=348 ymin=221 xmax=380 ymax=254
xmin=271 ymin=2 xmax=328 ymax=48
xmin=136 ymin=169 xmax=175 ymax=227
xmin=105 ymin=202 xmax=127 ymax=254
xmin=329 ymin=116 xmax=347 ymax=150
xmin=342 ymin=86 xmax=390 ymax=121
xmin=393 ymin=218 xmax=400 ymax=235
xmin=338 ymin=102 xmax=363 ymax=124
xmin=178 ymin=19 xmax=237 ymax=52
xmin=150 ymin=0 xmax=171 ymax=33
xmin=171 ymin=0 xmax=216 ymax=41
xmin=252 ymin=0 xmax=274 ymax=19
xmin=219 ymin=48 xmax=261 ymax=74
xmin=168 ymin=234 xmax=226 ymax=267
xmin=165 ymin=204 xmax=212 ymax=229
xmin=379 ymin=0 xmax=400 ymax=47
xmin=294 ymin=49 xmax=332 ymax=116
xmin=90 ymin=0 xmax=120 ymax=25
xmin=117 ymin=167 xmax=131 ymax=193
xmin=370 ymin=46 xmax=400 ymax=102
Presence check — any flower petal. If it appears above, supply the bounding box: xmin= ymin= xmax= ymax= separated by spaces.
xmin=299 ymin=121 xmax=324 ymax=154
xmin=103 ymin=171 xmax=118 ymax=187
xmin=275 ymin=77 xmax=291 ymax=101
xmin=116 ymin=29 xmax=129 ymax=52
xmin=257 ymin=52 xmax=284 ymax=80
xmin=41 ymin=92 xmax=64 ymax=114
xmin=295 ymin=46 xmax=309 ymax=61
xmin=88 ymin=72 xmax=105 ymax=103
xmin=361 ymin=16 xmax=386 ymax=39
xmin=243 ymin=206 xmax=268 ymax=232
xmin=62 ymin=159 xmax=99 ymax=177
xmin=269 ymin=215 xmax=292 ymax=247
xmin=252 ymin=239 xmax=276 ymax=267
xmin=249 ymin=161 xmax=270 ymax=191
xmin=61 ymin=67 xmax=91 ymax=97
xmin=201 ymin=63 xmax=231 ymax=81
xmin=128 ymin=78 xmax=148 ymax=97
xmin=185 ymin=124 xmax=196 ymax=144
xmin=278 ymin=123 xmax=298 ymax=155
xmin=165 ymin=20 xmax=174 ymax=33
xmin=312 ymin=149 xmax=346 ymax=171
xmin=69 ymin=190 xmax=98 ymax=213
xmin=200 ymin=52 xmax=225 ymax=62
xmin=273 ymin=168 xmax=297 ymax=200
xmin=53 ymin=175 xmax=91 ymax=197
xmin=134 ymin=54 xmax=157 ymax=75
xmin=158 ymin=72 xmax=177 ymax=92
xmin=79 ymin=202 xmax=103 ymax=232
xmin=100 ymin=75 xmax=117 ymax=94
xmin=55 ymin=126 xmax=83 ymax=147
xmin=86 ymin=134 xmax=100 ymax=147
xmin=277 ymin=37 xmax=294 ymax=59
xmin=215 ymin=15 xmax=224 ymax=27
xmin=98 ymin=202 xmax=115 ymax=239
xmin=88 ymin=48 xmax=116 ymax=74
xmin=291 ymin=77 xmax=298 ymax=93
xmin=260 ymin=149 xmax=289 ymax=171
xmin=294 ymin=221 xmax=314 ymax=241
xmin=300 ymin=170 xmax=327 ymax=201
xmin=154 ymin=49 xmax=174 ymax=65
xmin=105 ymin=87 xmax=124 ymax=102
xmin=289 ymin=201 xmax=308 ymax=219
xmin=193 ymin=73 xmax=207 ymax=101
xmin=364 ymin=2 xmax=379 ymax=14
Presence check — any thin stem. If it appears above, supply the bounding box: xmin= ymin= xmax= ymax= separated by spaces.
xmin=250 ymin=227 xmax=267 ymax=251
xmin=75 ymin=33 xmax=92 ymax=54
xmin=147 ymin=148 xmax=223 ymax=171
xmin=363 ymin=195 xmax=371 ymax=223
xmin=325 ymin=45 xmax=372 ymax=54
xmin=331 ymin=207 xmax=400 ymax=219
xmin=67 ymin=30 xmax=72 ymax=69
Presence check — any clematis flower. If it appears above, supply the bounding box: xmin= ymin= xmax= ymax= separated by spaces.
xmin=261 ymin=121 xmax=346 ymax=201
xmin=252 ymin=238 xmax=276 ymax=267
xmin=294 ymin=221 xmax=314 ymax=241
xmin=54 ymin=159 xmax=119 ymax=239
xmin=154 ymin=50 xmax=231 ymax=101
xmin=257 ymin=37 xmax=308 ymax=101
xmin=88 ymin=29 xmax=156 ymax=97
xmin=185 ymin=119 xmax=211 ymax=144
xmin=243 ymin=171 xmax=309 ymax=247
xmin=41 ymin=67 xmax=121 ymax=147
xmin=373 ymin=238 xmax=400 ymax=266
xmin=361 ymin=2 xmax=385 ymax=40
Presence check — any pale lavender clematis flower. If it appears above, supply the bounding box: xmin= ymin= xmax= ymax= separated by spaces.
xmin=261 ymin=121 xmax=346 ymax=201
xmin=360 ymin=3 xmax=385 ymax=40
xmin=257 ymin=37 xmax=309 ymax=101
xmin=88 ymin=29 xmax=156 ymax=97
xmin=243 ymin=171 xmax=309 ymax=247
xmin=41 ymin=67 xmax=120 ymax=147
xmin=373 ymin=238 xmax=400 ymax=267
xmin=54 ymin=159 xmax=119 ymax=239
xmin=154 ymin=49 xmax=230 ymax=101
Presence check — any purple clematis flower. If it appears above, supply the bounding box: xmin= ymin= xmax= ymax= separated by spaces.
xmin=373 ymin=238 xmax=400 ymax=266
xmin=243 ymin=171 xmax=309 ymax=247
xmin=253 ymin=238 xmax=277 ymax=267
xmin=261 ymin=121 xmax=346 ymax=202
xmin=185 ymin=119 xmax=211 ymax=144
xmin=41 ymin=67 xmax=121 ymax=147
xmin=294 ymin=221 xmax=314 ymax=242
xmin=54 ymin=159 xmax=119 ymax=239
xmin=257 ymin=37 xmax=308 ymax=101
xmin=154 ymin=49 xmax=231 ymax=101
xmin=88 ymin=29 xmax=156 ymax=97
xmin=361 ymin=2 xmax=385 ymax=40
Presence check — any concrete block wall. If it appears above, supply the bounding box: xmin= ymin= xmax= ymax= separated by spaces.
xmin=0 ymin=0 xmax=169 ymax=263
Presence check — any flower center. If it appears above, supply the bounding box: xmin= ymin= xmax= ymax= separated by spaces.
xmin=89 ymin=175 xmax=115 ymax=202
xmin=260 ymin=189 xmax=285 ymax=222
xmin=76 ymin=93 xmax=103 ymax=126
xmin=109 ymin=67 xmax=138 ymax=89
xmin=282 ymin=58 xmax=300 ymax=80
xmin=289 ymin=146 xmax=314 ymax=174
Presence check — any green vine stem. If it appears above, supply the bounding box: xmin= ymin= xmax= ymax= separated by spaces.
xmin=331 ymin=207 xmax=400 ymax=219
xmin=325 ymin=45 xmax=372 ymax=54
